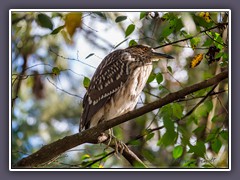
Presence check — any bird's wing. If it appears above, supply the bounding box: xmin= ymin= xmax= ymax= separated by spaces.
xmin=80 ymin=50 xmax=130 ymax=130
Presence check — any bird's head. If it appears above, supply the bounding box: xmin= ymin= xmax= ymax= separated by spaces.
xmin=125 ymin=45 xmax=174 ymax=62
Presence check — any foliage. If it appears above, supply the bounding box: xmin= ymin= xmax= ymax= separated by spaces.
xmin=11 ymin=11 xmax=229 ymax=168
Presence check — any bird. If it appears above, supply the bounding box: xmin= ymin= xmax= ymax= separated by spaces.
xmin=79 ymin=45 xmax=174 ymax=135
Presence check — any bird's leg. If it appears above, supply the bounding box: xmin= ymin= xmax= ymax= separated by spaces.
xmin=107 ymin=129 xmax=129 ymax=155
xmin=97 ymin=129 xmax=129 ymax=155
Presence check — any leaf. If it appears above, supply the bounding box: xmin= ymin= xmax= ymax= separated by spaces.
xmin=115 ymin=16 xmax=127 ymax=23
xmin=37 ymin=13 xmax=53 ymax=30
xmin=211 ymin=138 xmax=222 ymax=153
xmin=205 ymin=100 xmax=213 ymax=112
xmin=52 ymin=67 xmax=60 ymax=75
xmin=142 ymin=149 xmax=155 ymax=162
xmin=173 ymin=145 xmax=183 ymax=159
xmin=147 ymin=73 xmax=155 ymax=83
xmin=129 ymin=39 xmax=138 ymax=46
xmin=188 ymin=141 xmax=206 ymax=158
xmin=157 ymin=131 xmax=177 ymax=147
xmin=61 ymin=29 xmax=72 ymax=44
xmin=220 ymin=130 xmax=228 ymax=140
xmin=190 ymin=54 xmax=204 ymax=68
xmin=94 ymin=12 xmax=107 ymax=20
xmin=161 ymin=25 xmax=174 ymax=38
xmin=202 ymin=38 xmax=213 ymax=47
xmin=193 ymin=126 xmax=205 ymax=136
xmin=125 ymin=24 xmax=135 ymax=37
xmin=195 ymin=100 xmax=213 ymax=118
xmin=51 ymin=25 xmax=65 ymax=35
xmin=81 ymin=154 xmax=91 ymax=161
xmin=182 ymin=160 xmax=197 ymax=167
xmin=145 ymin=133 xmax=154 ymax=141
xmin=215 ymin=52 xmax=224 ymax=59
xmin=190 ymin=37 xmax=201 ymax=49
xmin=128 ymin=139 xmax=141 ymax=146
xmin=83 ymin=76 xmax=91 ymax=89
xmin=206 ymin=133 xmax=216 ymax=142
xmin=202 ymin=164 xmax=214 ymax=168
xmin=65 ymin=12 xmax=82 ymax=37
xmin=167 ymin=66 xmax=172 ymax=73
xmin=160 ymin=104 xmax=173 ymax=119
xmin=156 ymin=73 xmax=163 ymax=84
xmin=172 ymin=103 xmax=183 ymax=119
xmin=140 ymin=12 xmax=147 ymax=20
xmin=85 ymin=53 xmax=94 ymax=59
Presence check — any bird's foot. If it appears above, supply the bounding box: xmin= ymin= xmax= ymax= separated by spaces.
xmin=97 ymin=132 xmax=109 ymax=143
xmin=97 ymin=132 xmax=129 ymax=155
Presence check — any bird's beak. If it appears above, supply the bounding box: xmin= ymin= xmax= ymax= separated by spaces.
xmin=152 ymin=51 xmax=174 ymax=59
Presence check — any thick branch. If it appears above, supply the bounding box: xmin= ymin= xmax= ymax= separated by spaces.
xmin=14 ymin=70 xmax=228 ymax=168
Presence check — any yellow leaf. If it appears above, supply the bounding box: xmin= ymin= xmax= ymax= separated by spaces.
xmin=190 ymin=54 xmax=203 ymax=68
xmin=199 ymin=12 xmax=205 ymax=17
xmin=65 ymin=12 xmax=82 ymax=37
xmin=99 ymin=164 xmax=104 ymax=168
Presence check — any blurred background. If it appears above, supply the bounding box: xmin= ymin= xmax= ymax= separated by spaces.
xmin=11 ymin=11 xmax=229 ymax=168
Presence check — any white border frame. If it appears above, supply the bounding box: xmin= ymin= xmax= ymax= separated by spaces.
xmin=9 ymin=9 xmax=231 ymax=171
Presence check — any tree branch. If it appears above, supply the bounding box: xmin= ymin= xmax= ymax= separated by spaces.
xmin=13 ymin=70 xmax=228 ymax=168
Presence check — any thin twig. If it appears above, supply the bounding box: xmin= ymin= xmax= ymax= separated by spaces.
xmin=153 ymin=23 xmax=228 ymax=49
xmin=47 ymin=78 xmax=83 ymax=99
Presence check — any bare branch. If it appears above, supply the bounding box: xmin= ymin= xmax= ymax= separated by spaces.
xmin=13 ymin=70 xmax=228 ymax=168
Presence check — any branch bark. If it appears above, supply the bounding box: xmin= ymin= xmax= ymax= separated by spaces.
xmin=13 ymin=70 xmax=228 ymax=168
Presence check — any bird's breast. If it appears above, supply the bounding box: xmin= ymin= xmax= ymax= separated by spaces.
xmin=105 ymin=63 xmax=153 ymax=120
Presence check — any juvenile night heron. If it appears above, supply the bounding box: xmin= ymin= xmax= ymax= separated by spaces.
xmin=79 ymin=45 xmax=173 ymax=134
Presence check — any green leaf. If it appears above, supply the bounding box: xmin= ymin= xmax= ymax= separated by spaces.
xmin=142 ymin=149 xmax=155 ymax=162
xmin=157 ymin=131 xmax=177 ymax=147
xmin=173 ymin=145 xmax=183 ymax=159
xmin=211 ymin=138 xmax=222 ymax=153
xmin=125 ymin=24 xmax=135 ymax=37
xmin=193 ymin=15 xmax=212 ymax=29
xmin=220 ymin=130 xmax=228 ymax=140
xmin=156 ymin=73 xmax=163 ymax=84
xmin=140 ymin=12 xmax=147 ymax=20
xmin=161 ymin=25 xmax=174 ymax=38
xmin=163 ymin=117 xmax=175 ymax=132
xmin=202 ymin=38 xmax=213 ymax=47
xmin=215 ymin=52 xmax=224 ymax=59
xmin=210 ymin=32 xmax=224 ymax=50
xmin=146 ymin=133 xmax=154 ymax=141
xmin=115 ymin=16 xmax=127 ymax=23
xmin=195 ymin=100 xmax=213 ymax=118
xmin=188 ymin=141 xmax=206 ymax=158
xmin=37 ymin=13 xmax=53 ymax=30
xmin=147 ymin=73 xmax=156 ymax=83
xmin=202 ymin=164 xmax=214 ymax=168
xmin=182 ymin=159 xmax=197 ymax=167
xmin=81 ymin=154 xmax=91 ymax=161
xmin=205 ymin=100 xmax=213 ymax=112
xmin=172 ymin=103 xmax=183 ymax=119
xmin=128 ymin=139 xmax=141 ymax=146
xmin=160 ymin=104 xmax=173 ymax=118
xmin=167 ymin=66 xmax=172 ymax=73
xmin=51 ymin=25 xmax=65 ymax=35
xmin=206 ymin=133 xmax=216 ymax=142
xmin=52 ymin=67 xmax=60 ymax=75
xmin=94 ymin=12 xmax=107 ymax=20
xmin=83 ymin=76 xmax=91 ymax=89
xmin=85 ymin=53 xmax=94 ymax=59
xmin=193 ymin=126 xmax=205 ymax=136
xmin=190 ymin=37 xmax=201 ymax=48
xmin=129 ymin=39 xmax=138 ymax=46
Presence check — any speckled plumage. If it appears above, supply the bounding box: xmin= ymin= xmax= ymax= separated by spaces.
xmin=79 ymin=45 xmax=173 ymax=131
